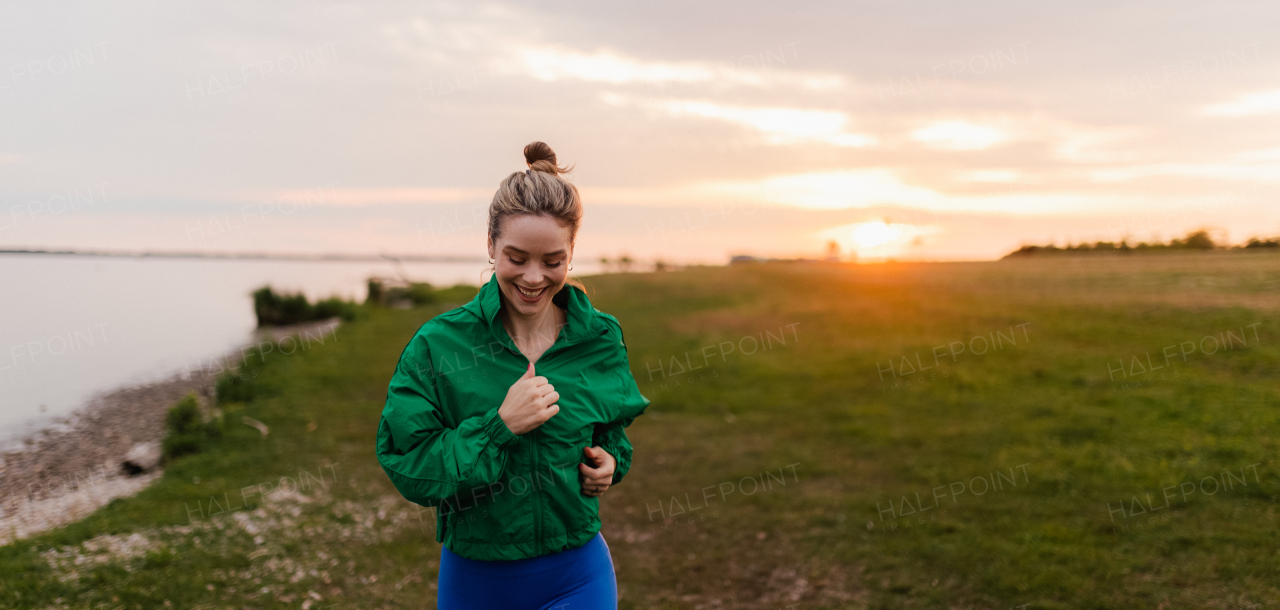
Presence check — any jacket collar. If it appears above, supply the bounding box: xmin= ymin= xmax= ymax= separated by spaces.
xmin=463 ymin=273 xmax=602 ymax=354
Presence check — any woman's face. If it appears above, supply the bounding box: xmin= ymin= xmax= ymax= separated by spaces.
xmin=488 ymin=214 xmax=574 ymax=318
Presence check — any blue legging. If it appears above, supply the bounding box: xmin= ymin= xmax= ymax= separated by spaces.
xmin=437 ymin=532 xmax=617 ymax=610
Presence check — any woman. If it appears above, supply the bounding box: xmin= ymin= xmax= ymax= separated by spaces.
xmin=375 ymin=142 xmax=651 ymax=609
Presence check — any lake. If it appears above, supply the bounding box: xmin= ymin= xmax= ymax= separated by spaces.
xmin=0 ymin=254 xmax=532 ymax=448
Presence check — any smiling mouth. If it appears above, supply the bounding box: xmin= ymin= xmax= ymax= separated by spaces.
xmin=515 ymin=285 xmax=546 ymax=300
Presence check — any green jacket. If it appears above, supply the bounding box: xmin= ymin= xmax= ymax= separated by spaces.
xmin=376 ymin=273 xmax=651 ymax=561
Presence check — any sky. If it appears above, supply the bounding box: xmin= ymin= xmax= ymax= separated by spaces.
xmin=1 ymin=0 xmax=1278 ymax=264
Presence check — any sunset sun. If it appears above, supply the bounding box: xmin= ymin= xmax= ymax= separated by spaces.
xmin=852 ymin=221 xmax=902 ymax=248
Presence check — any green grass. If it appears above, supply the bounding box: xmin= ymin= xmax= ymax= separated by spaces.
xmin=3 ymin=252 xmax=1279 ymax=609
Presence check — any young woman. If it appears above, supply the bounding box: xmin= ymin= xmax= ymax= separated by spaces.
xmin=375 ymin=142 xmax=650 ymax=609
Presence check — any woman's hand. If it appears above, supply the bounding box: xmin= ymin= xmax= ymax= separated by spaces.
xmin=579 ymin=446 xmax=616 ymax=497
xmin=498 ymin=362 xmax=560 ymax=436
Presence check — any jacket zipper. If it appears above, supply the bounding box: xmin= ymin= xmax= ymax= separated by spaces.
xmin=513 ymin=349 xmax=544 ymax=556
xmin=513 ymin=324 xmax=609 ymax=555
xmin=532 ymin=425 xmax=541 ymax=554
xmin=529 ymin=326 xmax=606 ymax=553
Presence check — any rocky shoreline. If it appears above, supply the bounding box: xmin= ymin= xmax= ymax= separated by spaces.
xmin=0 ymin=318 xmax=341 ymax=545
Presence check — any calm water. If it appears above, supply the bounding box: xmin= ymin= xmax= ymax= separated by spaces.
xmin=0 ymin=254 xmax=521 ymax=447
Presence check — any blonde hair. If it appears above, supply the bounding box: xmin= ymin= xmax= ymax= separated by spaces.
xmin=488 ymin=141 xmax=585 ymax=290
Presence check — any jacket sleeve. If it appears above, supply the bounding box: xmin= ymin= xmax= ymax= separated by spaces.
xmin=376 ymin=335 xmax=521 ymax=507
xmin=593 ymin=318 xmax=651 ymax=486
xmin=593 ymin=421 xmax=636 ymax=486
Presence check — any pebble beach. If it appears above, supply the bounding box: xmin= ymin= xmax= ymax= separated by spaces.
xmin=0 ymin=319 xmax=341 ymax=545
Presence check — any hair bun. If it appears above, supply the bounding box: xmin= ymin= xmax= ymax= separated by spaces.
xmin=523 ymin=141 xmax=573 ymax=175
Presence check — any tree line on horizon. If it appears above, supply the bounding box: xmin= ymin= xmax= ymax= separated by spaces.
xmin=1004 ymin=229 xmax=1280 ymax=258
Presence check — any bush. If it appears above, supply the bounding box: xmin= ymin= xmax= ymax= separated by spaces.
xmin=365 ymin=279 xmax=384 ymax=305
xmin=252 ymin=286 xmax=358 ymax=326
xmin=365 ymin=280 xmax=478 ymax=308
xmin=165 ymin=394 xmax=200 ymax=434
xmin=406 ymin=283 xmax=437 ymax=306
xmin=378 ymin=282 xmax=436 ymax=307
xmin=434 ymin=284 xmax=480 ymax=303
xmin=161 ymin=393 xmax=221 ymax=461
xmin=1169 ymin=229 xmax=1215 ymax=249
xmin=314 ymin=296 xmax=357 ymax=322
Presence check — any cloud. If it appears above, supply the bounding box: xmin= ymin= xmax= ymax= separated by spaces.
xmin=1049 ymin=125 xmax=1143 ymax=164
xmin=1232 ymin=147 xmax=1280 ymax=162
xmin=515 ymin=46 xmax=721 ymax=85
xmin=694 ymin=169 xmax=1150 ymax=215
xmin=702 ymin=169 xmax=943 ymax=209
xmin=957 ymin=169 xmax=1020 ymax=183
xmin=9 ymin=1 xmax=1280 ymax=263
xmin=634 ymin=97 xmax=876 ymax=147
xmin=912 ymin=121 xmax=1007 ymax=150
xmin=508 ymin=43 xmax=842 ymax=91
xmin=1090 ymin=162 xmax=1280 ymax=183
xmin=236 ymin=187 xmax=494 ymax=206
xmin=1202 ymin=89 xmax=1280 ymax=116
xmin=582 ymin=164 xmax=1152 ymax=216
xmin=383 ymin=13 xmax=841 ymax=93
xmin=1089 ymin=147 xmax=1280 ymax=183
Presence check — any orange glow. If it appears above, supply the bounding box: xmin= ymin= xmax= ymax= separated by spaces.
xmin=819 ymin=220 xmax=939 ymax=260
xmin=851 ymin=221 xmax=901 ymax=248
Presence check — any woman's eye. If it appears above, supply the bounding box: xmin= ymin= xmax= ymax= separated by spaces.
xmin=505 ymin=256 xmax=562 ymax=267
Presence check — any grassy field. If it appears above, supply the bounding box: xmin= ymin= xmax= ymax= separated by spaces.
xmin=3 ymin=252 xmax=1279 ymax=609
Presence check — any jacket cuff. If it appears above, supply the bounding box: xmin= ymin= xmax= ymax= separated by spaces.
xmin=483 ymin=407 xmax=521 ymax=449
xmin=601 ymin=444 xmax=630 ymax=485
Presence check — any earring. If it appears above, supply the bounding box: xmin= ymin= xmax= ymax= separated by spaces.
xmin=568 ymin=263 xmax=574 ymax=270
xmin=489 ymin=258 xmax=495 ymax=264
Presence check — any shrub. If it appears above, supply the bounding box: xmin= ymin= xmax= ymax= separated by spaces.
xmin=314 ymin=296 xmax=357 ymax=322
xmin=1170 ymin=230 xmax=1215 ymax=250
xmin=365 ymin=279 xmax=478 ymax=308
xmin=252 ymin=286 xmax=358 ymax=326
xmin=161 ymin=393 xmax=221 ymax=461
xmin=378 ymin=282 xmax=436 ymax=307
xmin=365 ymin=279 xmax=384 ymax=305
xmin=406 ymin=283 xmax=437 ymax=306
xmin=434 ymin=284 xmax=480 ymax=304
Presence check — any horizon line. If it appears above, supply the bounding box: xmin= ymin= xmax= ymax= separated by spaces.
xmin=0 ymin=248 xmax=488 ymax=264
